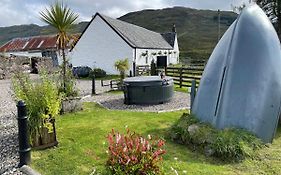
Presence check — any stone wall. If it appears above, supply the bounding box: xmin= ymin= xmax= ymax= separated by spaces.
xmin=0 ymin=55 xmax=54 ymax=80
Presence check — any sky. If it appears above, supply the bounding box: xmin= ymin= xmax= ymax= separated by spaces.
xmin=0 ymin=0 xmax=251 ymax=27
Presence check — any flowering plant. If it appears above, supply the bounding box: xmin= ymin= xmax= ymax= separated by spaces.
xmin=106 ymin=129 xmax=166 ymax=175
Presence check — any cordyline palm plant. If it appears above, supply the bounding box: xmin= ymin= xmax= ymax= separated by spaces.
xmin=40 ymin=1 xmax=79 ymax=92
xmin=114 ymin=58 xmax=129 ymax=83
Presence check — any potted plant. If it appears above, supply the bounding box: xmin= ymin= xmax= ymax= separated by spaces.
xmin=59 ymin=67 xmax=82 ymax=114
xmin=12 ymin=70 xmax=61 ymax=149
xmin=141 ymin=52 xmax=147 ymax=57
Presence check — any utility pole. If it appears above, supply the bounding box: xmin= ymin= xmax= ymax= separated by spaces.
xmin=218 ymin=9 xmax=221 ymax=42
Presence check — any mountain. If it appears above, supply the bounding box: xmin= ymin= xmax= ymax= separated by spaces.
xmin=0 ymin=7 xmax=237 ymax=59
xmin=119 ymin=7 xmax=237 ymax=59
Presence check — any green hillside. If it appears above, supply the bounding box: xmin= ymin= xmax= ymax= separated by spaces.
xmin=0 ymin=7 xmax=237 ymax=59
xmin=120 ymin=7 xmax=237 ymax=59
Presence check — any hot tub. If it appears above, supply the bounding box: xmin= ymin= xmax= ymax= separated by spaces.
xmin=123 ymin=76 xmax=174 ymax=105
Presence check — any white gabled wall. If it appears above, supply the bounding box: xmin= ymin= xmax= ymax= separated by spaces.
xmin=172 ymin=35 xmax=180 ymax=64
xmin=135 ymin=36 xmax=180 ymax=66
xmin=70 ymin=15 xmax=134 ymax=74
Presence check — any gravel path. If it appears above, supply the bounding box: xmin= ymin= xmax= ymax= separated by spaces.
xmin=76 ymin=79 xmax=111 ymax=96
xmin=0 ymin=79 xmax=23 ymax=175
xmin=82 ymin=91 xmax=190 ymax=112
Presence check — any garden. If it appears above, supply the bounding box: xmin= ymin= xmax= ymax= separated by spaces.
xmin=8 ymin=2 xmax=281 ymax=175
xmin=30 ymin=103 xmax=281 ymax=175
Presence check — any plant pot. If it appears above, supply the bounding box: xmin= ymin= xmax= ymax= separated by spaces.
xmin=32 ymin=119 xmax=58 ymax=150
xmin=61 ymin=96 xmax=83 ymax=114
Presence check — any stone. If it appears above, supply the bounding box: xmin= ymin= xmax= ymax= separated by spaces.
xmin=187 ymin=124 xmax=199 ymax=136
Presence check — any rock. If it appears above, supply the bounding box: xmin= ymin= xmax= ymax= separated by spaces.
xmin=204 ymin=146 xmax=215 ymax=157
xmin=188 ymin=124 xmax=199 ymax=136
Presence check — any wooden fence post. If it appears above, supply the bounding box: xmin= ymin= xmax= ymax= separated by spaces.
xmin=110 ymin=80 xmax=113 ymax=89
xmin=179 ymin=67 xmax=183 ymax=88
xmin=101 ymin=79 xmax=104 ymax=87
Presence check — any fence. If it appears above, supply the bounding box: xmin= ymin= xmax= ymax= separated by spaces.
xmin=101 ymin=79 xmax=120 ymax=90
xmin=136 ymin=65 xmax=150 ymax=76
xmin=165 ymin=66 xmax=204 ymax=88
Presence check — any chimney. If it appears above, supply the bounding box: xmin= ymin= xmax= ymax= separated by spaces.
xmin=172 ymin=24 xmax=176 ymax=33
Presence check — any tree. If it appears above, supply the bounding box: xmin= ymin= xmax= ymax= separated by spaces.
xmin=256 ymin=0 xmax=281 ymax=39
xmin=114 ymin=58 xmax=130 ymax=82
xmin=40 ymin=1 xmax=79 ymax=92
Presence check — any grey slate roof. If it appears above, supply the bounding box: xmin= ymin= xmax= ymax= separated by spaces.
xmin=161 ymin=32 xmax=176 ymax=47
xmin=99 ymin=14 xmax=174 ymax=49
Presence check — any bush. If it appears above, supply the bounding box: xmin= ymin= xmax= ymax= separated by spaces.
xmin=72 ymin=66 xmax=92 ymax=78
xmin=12 ymin=69 xmax=61 ymax=145
xmin=170 ymin=113 xmax=262 ymax=161
xmin=89 ymin=68 xmax=107 ymax=78
xmin=106 ymin=129 xmax=166 ymax=175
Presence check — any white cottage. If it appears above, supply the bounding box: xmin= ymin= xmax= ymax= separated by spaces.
xmin=70 ymin=13 xmax=179 ymax=74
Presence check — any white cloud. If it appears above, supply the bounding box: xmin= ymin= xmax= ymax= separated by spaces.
xmin=0 ymin=0 xmax=250 ymax=27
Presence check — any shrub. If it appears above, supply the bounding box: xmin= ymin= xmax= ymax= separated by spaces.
xmin=170 ymin=113 xmax=262 ymax=161
xmin=114 ymin=58 xmax=129 ymax=82
xmin=72 ymin=66 xmax=92 ymax=78
xmin=90 ymin=68 xmax=107 ymax=78
xmin=106 ymin=129 xmax=166 ymax=175
xmin=12 ymin=69 xmax=61 ymax=145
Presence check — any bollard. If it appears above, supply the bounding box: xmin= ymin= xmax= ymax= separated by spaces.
xmin=110 ymin=81 xmax=113 ymax=89
xmin=190 ymin=80 xmax=197 ymax=112
xmin=129 ymin=70 xmax=132 ymax=77
xmin=17 ymin=101 xmax=31 ymax=167
xmin=92 ymin=75 xmax=96 ymax=95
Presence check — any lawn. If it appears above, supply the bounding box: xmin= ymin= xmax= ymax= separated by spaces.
xmin=31 ymin=103 xmax=281 ymax=175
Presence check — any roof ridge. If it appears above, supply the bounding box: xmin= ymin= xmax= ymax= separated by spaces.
xmin=98 ymin=13 xmax=173 ymax=49
xmin=99 ymin=13 xmax=161 ymax=35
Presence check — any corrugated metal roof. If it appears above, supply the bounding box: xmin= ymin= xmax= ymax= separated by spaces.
xmin=100 ymin=14 xmax=174 ymax=49
xmin=0 ymin=35 xmax=57 ymax=52
xmin=0 ymin=34 xmax=79 ymax=52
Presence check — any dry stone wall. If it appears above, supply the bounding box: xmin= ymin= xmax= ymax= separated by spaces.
xmin=0 ymin=55 xmax=53 ymax=80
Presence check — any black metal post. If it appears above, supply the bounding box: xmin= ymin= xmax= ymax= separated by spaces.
xmin=133 ymin=62 xmax=136 ymax=77
xmin=17 ymin=101 xmax=31 ymax=167
xmin=129 ymin=70 xmax=132 ymax=77
xmin=92 ymin=75 xmax=96 ymax=95
xmin=190 ymin=80 xmax=197 ymax=112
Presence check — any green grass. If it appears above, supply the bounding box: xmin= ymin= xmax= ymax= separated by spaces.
xmin=174 ymin=85 xmax=189 ymax=93
xmin=31 ymin=103 xmax=281 ymax=175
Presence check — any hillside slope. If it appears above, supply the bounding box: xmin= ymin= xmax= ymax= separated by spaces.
xmin=120 ymin=7 xmax=237 ymax=59
xmin=0 ymin=7 xmax=237 ymax=59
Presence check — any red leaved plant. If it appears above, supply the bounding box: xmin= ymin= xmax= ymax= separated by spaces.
xmin=106 ymin=128 xmax=166 ymax=175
